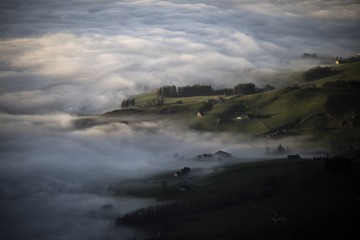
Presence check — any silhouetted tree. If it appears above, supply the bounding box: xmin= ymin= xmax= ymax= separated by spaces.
xmin=303 ymin=66 xmax=333 ymax=81
xmin=121 ymin=98 xmax=135 ymax=108
xmin=159 ymin=84 xmax=233 ymax=97
xmin=234 ymin=83 xmax=256 ymax=95
xmin=263 ymin=84 xmax=276 ymax=92
xmin=302 ymin=53 xmax=318 ymax=58
xmin=275 ymin=144 xmax=285 ymax=154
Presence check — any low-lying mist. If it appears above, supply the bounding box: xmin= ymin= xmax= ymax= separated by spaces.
xmin=0 ymin=113 xmax=323 ymax=239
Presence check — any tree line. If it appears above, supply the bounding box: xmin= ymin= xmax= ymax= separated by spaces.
xmin=116 ymin=190 xmax=250 ymax=227
xmin=121 ymin=98 xmax=135 ymax=108
xmin=158 ymin=83 xmax=275 ymax=98
xmin=303 ymin=66 xmax=336 ymax=82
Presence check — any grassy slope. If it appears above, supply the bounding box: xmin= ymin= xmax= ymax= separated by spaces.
xmin=126 ymin=62 xmax=359 ymax=126
xmin=309 ymin=61 xmax=360 ymax=86
xmin=102 ymin=62 xmax=360 ymax=148
xmin=189 ymin=86 xmax=360 ymax=138
xmin=119 ymin=159 xmax=360 ymax=240
xmin=131 ymin=92 xmax=157 ymax=106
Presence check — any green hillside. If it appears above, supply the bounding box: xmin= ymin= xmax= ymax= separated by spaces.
xmin=103 ymin=61 xmax=360 ymax=148
xmin=192 ymin=62 xmax=360 ymax=133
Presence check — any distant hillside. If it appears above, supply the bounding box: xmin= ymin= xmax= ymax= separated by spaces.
xmin=103 ymin=61 xmax=360 ymax=150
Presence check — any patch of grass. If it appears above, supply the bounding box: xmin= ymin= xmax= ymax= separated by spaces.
xmin=132 ymin=92 xmax=158 ymax=106
xmin=308 ymin=61 xmax=360 ymax=87
xmin=164 ymin=95 xmax=224 ymax=105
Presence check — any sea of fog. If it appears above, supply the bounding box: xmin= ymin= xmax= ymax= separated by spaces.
xmin=0 ymin=0 xmax=358 ymax=239
xmin=0 ymin=113 xmax=320 ymax=240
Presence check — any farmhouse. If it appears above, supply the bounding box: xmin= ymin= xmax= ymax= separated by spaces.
xmin=205 ymin=99 xmax=217 ymax=104
xmin=214 ymin=151 xmax=232 ymax=160
xmin=236 ymin=115 xmax=250 ymax=120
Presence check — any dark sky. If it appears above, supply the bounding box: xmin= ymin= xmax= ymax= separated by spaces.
xmin=0 ymin=0 xmax=359 ymax=114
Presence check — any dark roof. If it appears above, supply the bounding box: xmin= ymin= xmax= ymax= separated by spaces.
xmin=214 ymin=151 xmax=232 ymax=158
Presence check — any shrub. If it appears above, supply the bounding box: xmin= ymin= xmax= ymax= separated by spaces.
xmin=303 ymin=66 xmax=334 ymax=81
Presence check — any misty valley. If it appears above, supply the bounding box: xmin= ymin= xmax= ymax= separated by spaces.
xmin=1 ymin=0 xmax=360 ymax=239
xmin=0 ymin=113 xmax=311 ymax=240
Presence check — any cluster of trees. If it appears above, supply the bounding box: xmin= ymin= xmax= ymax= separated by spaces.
xmin=144 ymin=95 xmax=164 ymax=108
xmin=121 ymin=98 xmax=135 ymax=108
xmin=302 ymin=53 xmax=335 ymax=64
xmin=335 ymin=55 xmax=360 ymax=64
xmin=233 ymin=83 xmax=256 ymax=95
xmin=118 ymin=199 xmax=240 ymax=227
xmin=117 ymin=191 xmax=248 ymax=227
xmin=158 ymin=85 xmax=219 ymax=97
xmin=174 ymin=167 xmax=191 ymax=177
xmin=158 ymin=85 xmax=177 ymax=97
xmin=133 ymin=82 xmax=276 ymax=109
xmin=158 ymin=83 xmax=275 ymax=98
xmin=117 ymin=202 xmax=189 ymax=227
xmin=117 ymin=176 xmax=284 ymax=228
xmin=265 ymin=144 xmax=290 ymax=154
xmin=303 ymin=66 xmax=335 ymax=81
xmin=302 ymin=53 xmax=318 ymax=58
xmin=178 ymin=84 xmax=214 ymax=97
xmin=234 ymin=83 xmax=275 ymax=95
xmin=177 ymin=84 xmax=214 ymax=97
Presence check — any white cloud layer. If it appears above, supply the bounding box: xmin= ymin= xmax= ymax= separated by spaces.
xmin=0 ymin=0 xmax=359 ymax=114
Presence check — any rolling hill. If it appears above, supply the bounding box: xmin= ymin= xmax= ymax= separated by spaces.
xmin=103 ymin=61 xmax=360 ymax=150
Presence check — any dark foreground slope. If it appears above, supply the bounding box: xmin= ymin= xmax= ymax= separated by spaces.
xmin=116 ymin=158 xmax=360 ymax=240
